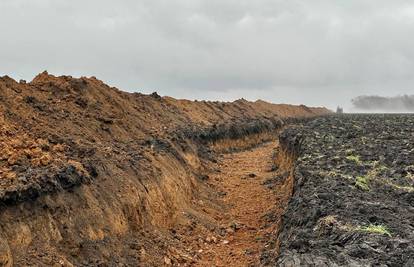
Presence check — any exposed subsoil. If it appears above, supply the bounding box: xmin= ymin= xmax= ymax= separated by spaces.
xmin=0 ymin=72 xmax=330 ymax=266
xmin=270 ymin=114 xmax=414 ymax=267
xmin=194 ymin=141 xmax=280 ymax=266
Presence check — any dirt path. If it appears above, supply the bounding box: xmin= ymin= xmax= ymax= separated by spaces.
xmin=195 ymin=142 xmax=279 ymax=266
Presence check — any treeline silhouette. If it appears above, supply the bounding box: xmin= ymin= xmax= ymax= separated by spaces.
xmin=352 ymin=95 xmax=414 ymax=111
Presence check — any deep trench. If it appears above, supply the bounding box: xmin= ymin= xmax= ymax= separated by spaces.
xmin=188 ymin=127 xmax=303 ymax=266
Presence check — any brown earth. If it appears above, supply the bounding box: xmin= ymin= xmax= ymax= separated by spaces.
xmin=194 ymin=141 xmax=285 ymax=266
xmin=0 ymin=72 xmax=330 ymax=266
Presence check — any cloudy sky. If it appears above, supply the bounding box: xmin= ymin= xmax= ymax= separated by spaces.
xmin=1 ymin=0 xmax=414 ymax=110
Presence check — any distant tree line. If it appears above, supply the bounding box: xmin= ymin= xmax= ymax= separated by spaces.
xmin=352 ymin=95 xmax=414 ymax=112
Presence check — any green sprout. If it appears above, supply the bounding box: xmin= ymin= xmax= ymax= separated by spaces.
xmin=355 ymin=176 xmax=369 ymax=191
xmin=358 ymin=224 xmax=391 ymax=237
xmin=346 ymin=155 xmax=361 ymax=164
xmin=386 ymin=182 xmax=414 ymax=192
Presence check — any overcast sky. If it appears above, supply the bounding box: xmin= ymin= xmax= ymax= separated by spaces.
xmin=1 ymin=0 xmax=414 ymax=111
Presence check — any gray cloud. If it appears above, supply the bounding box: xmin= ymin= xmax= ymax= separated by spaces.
xmin=1 ymin=0 xmax=414 ymax=111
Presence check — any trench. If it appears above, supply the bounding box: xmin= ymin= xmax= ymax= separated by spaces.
xmin=0 ymin=122 xmax=303 ymax=266
xmin=186 ymin=135 xmax=298 ymax=266
xmin=0 ymin=73 xmax=331 ymax=266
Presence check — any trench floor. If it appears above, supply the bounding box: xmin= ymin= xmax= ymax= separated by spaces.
xmin=194 ymin=141 xmax=282 ymax=266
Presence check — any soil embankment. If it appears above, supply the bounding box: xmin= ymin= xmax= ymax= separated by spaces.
xmin=270 ymin=115 xmax=414 ymax=266
xmin=0 ymin=72 xmax=329 ymax=266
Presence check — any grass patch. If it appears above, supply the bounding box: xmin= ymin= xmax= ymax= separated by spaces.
xmin=346 ymin=155 xmax=361 ymax=164
xmin=345 ymin=149 xmax=355 ymax=154
xmin=358 ymin=224 xmax=391 ymax=237
xmin=369 ymin=161 xmax=388 ymax=172
xmin=360 ymin=136 xmax=368 ymax=144
xmin=353 ymin=163 xmax=388 ymax=191
xmin=323 ymin=170 xmax=339 ymax=177
xmin=406 ymin=170 xmax=414 ymax=181
xmin=355 ymin=176 xmax=369 ymax=191
xmin=386 ymin=182 xmax=414 ymax=192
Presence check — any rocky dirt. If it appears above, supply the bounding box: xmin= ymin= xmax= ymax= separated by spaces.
xmin=270 ymin=114 xmax=414 ymax=267
xmin=0 ymin=72 xmax=329 ymax=266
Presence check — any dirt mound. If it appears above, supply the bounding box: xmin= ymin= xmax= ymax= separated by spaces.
xmin=269 ymin=115 xmax=414 ymax=266
xmin=0 ymin=72 xmax=330 ymax=266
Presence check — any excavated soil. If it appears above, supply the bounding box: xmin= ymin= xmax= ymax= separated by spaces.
xmin=0 ymin=72 xmax=330 ymax=266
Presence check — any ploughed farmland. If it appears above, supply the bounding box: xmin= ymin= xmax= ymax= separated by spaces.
xmin=271 ymin=114 xmax=414 ymax=266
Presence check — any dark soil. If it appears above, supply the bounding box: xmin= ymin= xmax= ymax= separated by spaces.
xmin=267 ymin=114 xmax=414 ymax=267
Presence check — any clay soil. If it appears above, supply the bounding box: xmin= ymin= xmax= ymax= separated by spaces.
xmin=194 ymin=141 xmax=281 ymax=266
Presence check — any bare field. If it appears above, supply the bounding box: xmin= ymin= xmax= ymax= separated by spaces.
xmin=272 ymin=114 xmax=414 ymax=266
